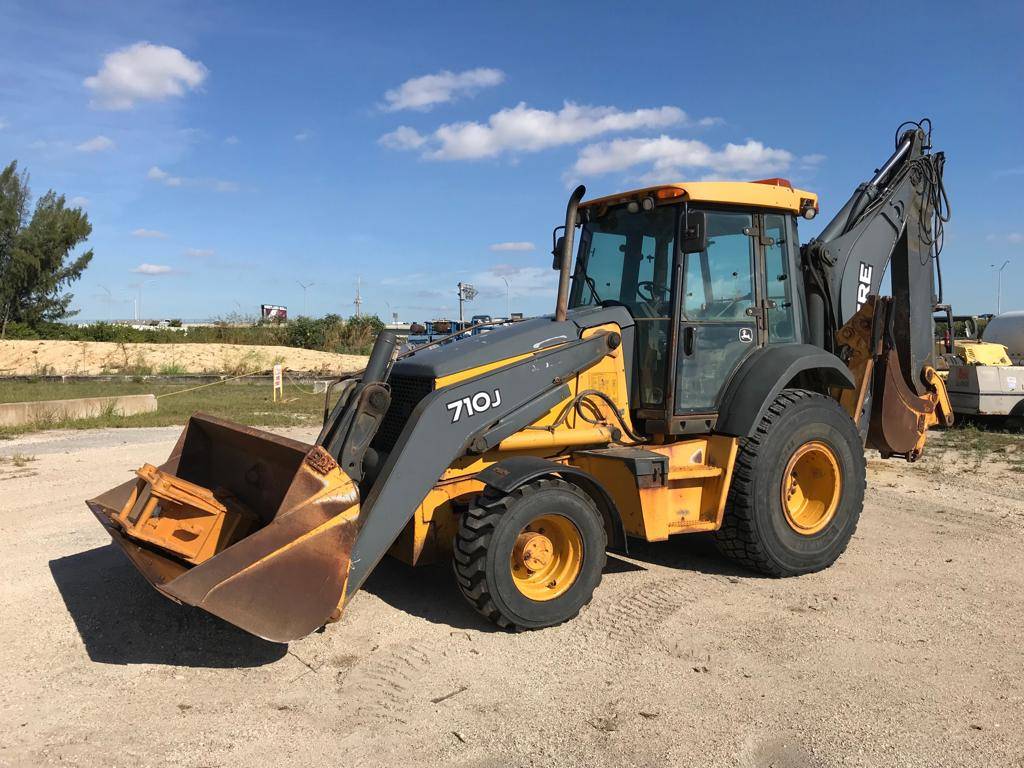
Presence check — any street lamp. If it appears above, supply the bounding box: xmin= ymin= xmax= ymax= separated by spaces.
xmin=129 ymin=280 xmax=152 ymax=322
xmin=297 ymin=280 xmax=315 ymax=316
xmin=500 ymin=276 xmax=511 ymax=318
xmin=991 ymin=260 xmax=1010 ymax=315
xmin=98 ymin=284 xmax=113 ymax=321
xmin=457 ymin=282 xmax=477 ymax=324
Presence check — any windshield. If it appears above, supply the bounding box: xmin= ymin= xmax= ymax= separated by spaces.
xmin=569 ymin=205 xmax=677 ymax=315
xmin=569 ymin=204 xmax=677 ymax=409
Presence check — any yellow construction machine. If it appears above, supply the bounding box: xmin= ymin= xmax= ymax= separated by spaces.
xmin=88 ymin=121 xmax=952 ymax=641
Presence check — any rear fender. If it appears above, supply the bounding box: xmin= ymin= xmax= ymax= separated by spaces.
xmin=716 ymin=344 xmax=855 ymax=437
xmin=476 ymin=456 xmax=627 ymax=552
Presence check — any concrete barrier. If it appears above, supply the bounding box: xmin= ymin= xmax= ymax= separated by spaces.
xmin=0 ymin=394 xmax=158 ymax=427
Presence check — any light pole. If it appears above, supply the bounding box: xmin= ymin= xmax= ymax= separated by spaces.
xmin=500 ymin=276 xmax=511 ymax=318
xmin=991 ymin=260 xmax=1010 ymax=315
xmin=98 ymin=284 xmax=113 ymax=321
xmin=297 ymin=280 xmax=315 ymax=316
xmin=457 ymin=282 xmax=477 ymax=324
xmin=130 ymin=280 xmax=152 ymax=322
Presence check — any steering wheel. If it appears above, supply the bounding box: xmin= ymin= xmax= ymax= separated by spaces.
xmin=636 ymin=281 xmax=671 ymax=315
xmin=713 ymin=294 xmax=754 ymax=319
xmin=637 ymin=281 xmax=669 ymax=303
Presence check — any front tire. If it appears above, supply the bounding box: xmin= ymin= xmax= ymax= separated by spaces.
xmin=453 ymin=478 xmax=607 ymax=630
xmin=715 ymin=389 xmax=866 ymax=576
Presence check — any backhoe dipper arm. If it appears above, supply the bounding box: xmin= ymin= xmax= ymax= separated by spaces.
xmin=803 ymin=121 xmax=951 ymax=458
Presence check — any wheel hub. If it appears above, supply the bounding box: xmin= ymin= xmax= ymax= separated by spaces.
xmin=781 ymin=441 xmax=842 ymax=536
xmin=509 ymin=514 xmax=583 ymax=602
xmin=514 ymin=531 xmax=554 ymax=572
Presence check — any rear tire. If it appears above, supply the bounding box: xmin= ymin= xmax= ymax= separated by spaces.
xmin=453 ymin=478 xmax=607 ymax=630
xmin=714 ymin=389 xmax=865 ymax=576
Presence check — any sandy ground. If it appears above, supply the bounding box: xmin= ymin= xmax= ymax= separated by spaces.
xmin=0 ymin=340 xmax=367 ymax=376
xmin=1 ymin=427 xmax=1022 ymax=768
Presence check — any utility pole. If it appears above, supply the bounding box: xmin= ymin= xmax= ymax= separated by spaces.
xmin=991 ymin=260 xmax=1010 ymax=315
xmin=297 ymin=280 xmax=315 ymax=316
xmin=500 ymin=276 xmax=511 ymax=318
xmin=354 ymin=275 xmax=362 ymax=318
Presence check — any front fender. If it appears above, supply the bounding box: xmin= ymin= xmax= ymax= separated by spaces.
xmin=477 ymin=456 xmax=627 ymax=552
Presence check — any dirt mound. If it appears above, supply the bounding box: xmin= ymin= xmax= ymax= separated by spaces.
xmin=0 ymin=340 xmax=366 ymax=376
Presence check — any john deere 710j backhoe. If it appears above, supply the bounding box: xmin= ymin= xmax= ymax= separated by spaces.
xmin=88 ymin=121 xmax=952 ymax=641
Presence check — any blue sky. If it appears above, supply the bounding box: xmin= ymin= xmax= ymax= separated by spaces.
xmin=1 ymin=0 xmax=1021 ymax=322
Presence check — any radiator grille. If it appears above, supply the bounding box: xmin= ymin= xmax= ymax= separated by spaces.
xmin=373 ymin=374 xmax=435 ymax=454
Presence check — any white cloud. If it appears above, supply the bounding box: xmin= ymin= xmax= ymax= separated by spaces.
xmin=472 ymin=265 xmax=555 ymax=299
xmin=378 ymin=126 xmax=427 ymax=150
xmin=224 ymin=135 xmax=239 ymax=145
xmin=382 ymin=101 xmax=689 ymax=161
xmin=800 ymin=153 xmax=827 ymax=168
xmin=147 ymin=165 xmax=182 ymax=186
xmin=986 ymin=233 xmax=1024 ymax=245
xmin=69 ymin=196 xmax=89 ymax=207
xmin=132 ymin=228 xmax=168 ymax=238
xmin=383 ymin=68 xmax=505 ymax=112
xmin=84 ymin=42 xmax=208 ymax=110
xmin=147 ymin=165 xmax=236 ymax=192
xmin=570 ymin=135 xmax=794 ymax=182
xmin=75 ymin=135 xmax=116 ymax=153
xmin=0 ymin=117 xmax=8 ymax=130
xmin=294 ymin=130 xmax=312 ymax=142
xmin=131 ymin=263 xmax=173 ymax=275
xmin=489 ymin=241 xmax=535 ymax=252
xmin=184 ymin=247 xmax=215 ymax=257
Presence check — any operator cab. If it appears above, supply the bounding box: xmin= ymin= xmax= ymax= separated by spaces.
xmin=568 ymin=181 xmax=817 ymax=434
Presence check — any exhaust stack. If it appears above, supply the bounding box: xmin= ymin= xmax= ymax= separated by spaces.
xmin=555 ymin=185 xmax=586 ymax=322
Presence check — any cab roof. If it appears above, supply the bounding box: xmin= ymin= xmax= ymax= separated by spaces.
xmin=580 ymin=179 xmax=818 ymax=215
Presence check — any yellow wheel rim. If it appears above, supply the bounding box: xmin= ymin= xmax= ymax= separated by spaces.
xmin=781 ymin=441 xmax=842 ymax=536
xmin=510 ymin=514 xmax=583 ymax=601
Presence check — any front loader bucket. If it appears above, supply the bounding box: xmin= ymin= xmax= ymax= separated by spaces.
xmin=86 ymin=413 xmax=361 ymax=642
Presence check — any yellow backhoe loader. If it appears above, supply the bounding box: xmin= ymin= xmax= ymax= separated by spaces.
xmin=87 ymin=121 xmax=952 ymax=641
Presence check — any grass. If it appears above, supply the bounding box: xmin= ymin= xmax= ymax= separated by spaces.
xmin=922 ymin=419 xmax=1024 ymax=474
xmin=0 ymin=379 xmax=334 ymax=437
xmin=0 ymin=453 xmax=36 ymax=467
xmin=157 ymin=362 xmax=187 ymax=375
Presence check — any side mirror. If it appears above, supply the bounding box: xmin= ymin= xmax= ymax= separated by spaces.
xmin=551 ymin=227 xmax=565 ymax=270
xmin=680 ymin=210 xmax=707 ymax=254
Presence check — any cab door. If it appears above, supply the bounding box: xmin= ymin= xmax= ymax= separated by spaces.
xmin=673 ymin=210 xmax=763 ymax=415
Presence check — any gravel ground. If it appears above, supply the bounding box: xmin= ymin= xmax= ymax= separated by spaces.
xmin=0 ymin=427 xmax=1022 ymax=768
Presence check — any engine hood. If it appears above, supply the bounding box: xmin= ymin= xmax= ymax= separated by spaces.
xmin=392 ymin=305 xmax=634 ymax=380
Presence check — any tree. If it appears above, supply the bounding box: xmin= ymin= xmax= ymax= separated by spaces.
xmin=0 ymin=161 xmax=93 ymax=337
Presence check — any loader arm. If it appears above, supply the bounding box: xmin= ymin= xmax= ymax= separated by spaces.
xmin=343 ymin=330 xmax=619 ymax=594
xmin=803 ymin=120 xmax=952 ymax=458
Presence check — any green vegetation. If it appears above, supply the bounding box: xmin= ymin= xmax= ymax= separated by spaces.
xmin=0 ymin=161 xmax=93 ymax=337
xmin=0 ymin=379 xmax=333 ymax=437
xmin=0 ymin=452 xmax=36 ymax=467
xmin=157 ymin=362 xmax=187 ymax=375
xmin=2 ymin=313 xmax=384 ymax=356
xmin=923 ymin=420 xmax=1024 ymax=474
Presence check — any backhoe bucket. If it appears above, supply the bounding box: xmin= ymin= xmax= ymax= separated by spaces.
xmin=86 ymin=413 xmax=361 ymax=642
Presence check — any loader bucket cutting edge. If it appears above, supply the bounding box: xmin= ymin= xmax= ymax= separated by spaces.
xmin=85 ymin=413 xmax=361 ymax=642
